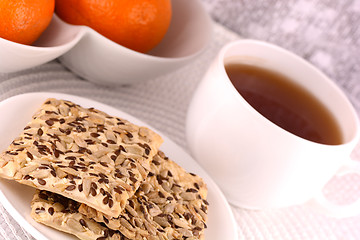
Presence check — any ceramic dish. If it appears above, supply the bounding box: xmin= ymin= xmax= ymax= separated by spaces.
xmin=0 ymin=92 xmax=238 ymax=240
xmin=0 ymin=0 xmax=213 ymax=86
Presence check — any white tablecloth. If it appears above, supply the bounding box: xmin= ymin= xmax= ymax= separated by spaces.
xmin=1 ymin=0 xmax=360 ymax=239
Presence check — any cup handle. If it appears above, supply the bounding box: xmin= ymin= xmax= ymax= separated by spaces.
xmin=307 ymin=158 xmax=360 ymax=218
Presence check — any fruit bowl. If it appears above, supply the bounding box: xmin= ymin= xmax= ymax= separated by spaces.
xmin=0 ymin=0 xmax=212 ymax=86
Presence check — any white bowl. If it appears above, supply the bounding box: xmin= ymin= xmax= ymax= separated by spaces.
xmin=0 ymin=0 xmax=213 ymax=85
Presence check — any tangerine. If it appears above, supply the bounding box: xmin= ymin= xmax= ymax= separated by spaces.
xmin=55 ymin=0 xmax=172 ymax=53
xmin=0 ymin=0 xmax=55 ymax=45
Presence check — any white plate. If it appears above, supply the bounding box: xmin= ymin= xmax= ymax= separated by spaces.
xmin=0 ymin=92 xmax=238 ymax=240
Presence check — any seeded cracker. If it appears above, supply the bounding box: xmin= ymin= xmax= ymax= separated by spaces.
xmin=31 ymin=190 xmax=128 ymax=240
xmin=0 ymin=98 xmax=163 ymax=217
xmin=79 ymin=151 xmax=209 ymax=240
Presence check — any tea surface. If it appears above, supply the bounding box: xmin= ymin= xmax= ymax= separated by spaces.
xmin=225 ymin=63 xmax=343 ymax=145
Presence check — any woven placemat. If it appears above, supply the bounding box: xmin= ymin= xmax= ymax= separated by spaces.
xmin=0 ymin=13 xmax=360 ymax=240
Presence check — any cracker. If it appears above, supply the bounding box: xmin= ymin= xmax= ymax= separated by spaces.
xmin=31 ymin=190 xmax=128 ymax=240
xmin=79 ymin=151 xmax=209 ymax=239
xmin=0 ymin=98 xmax=163 ymax=217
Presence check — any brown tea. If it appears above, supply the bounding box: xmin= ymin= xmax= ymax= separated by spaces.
xmin=225 ymin=63 xmax=343 ymax=145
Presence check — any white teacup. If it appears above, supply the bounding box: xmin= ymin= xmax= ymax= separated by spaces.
xmin=186 ymin=39 xmax=360 ymax=217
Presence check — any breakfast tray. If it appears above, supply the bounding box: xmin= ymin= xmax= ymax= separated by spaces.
xmin=0 ymin=22 xmax=360 ymax=240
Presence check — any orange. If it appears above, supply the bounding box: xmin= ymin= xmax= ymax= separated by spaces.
xmin=55 ymin=0 xmax=172 ymax=53
xmin=0 ymin=0 xmax=55 ymax=45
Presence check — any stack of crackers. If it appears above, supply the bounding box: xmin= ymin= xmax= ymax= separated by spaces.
xmin=0 ymin=98 xmax=208 ymax=240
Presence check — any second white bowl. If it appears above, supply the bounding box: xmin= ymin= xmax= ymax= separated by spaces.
xmin=0 ymin=0 xmax=213 ymax=86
